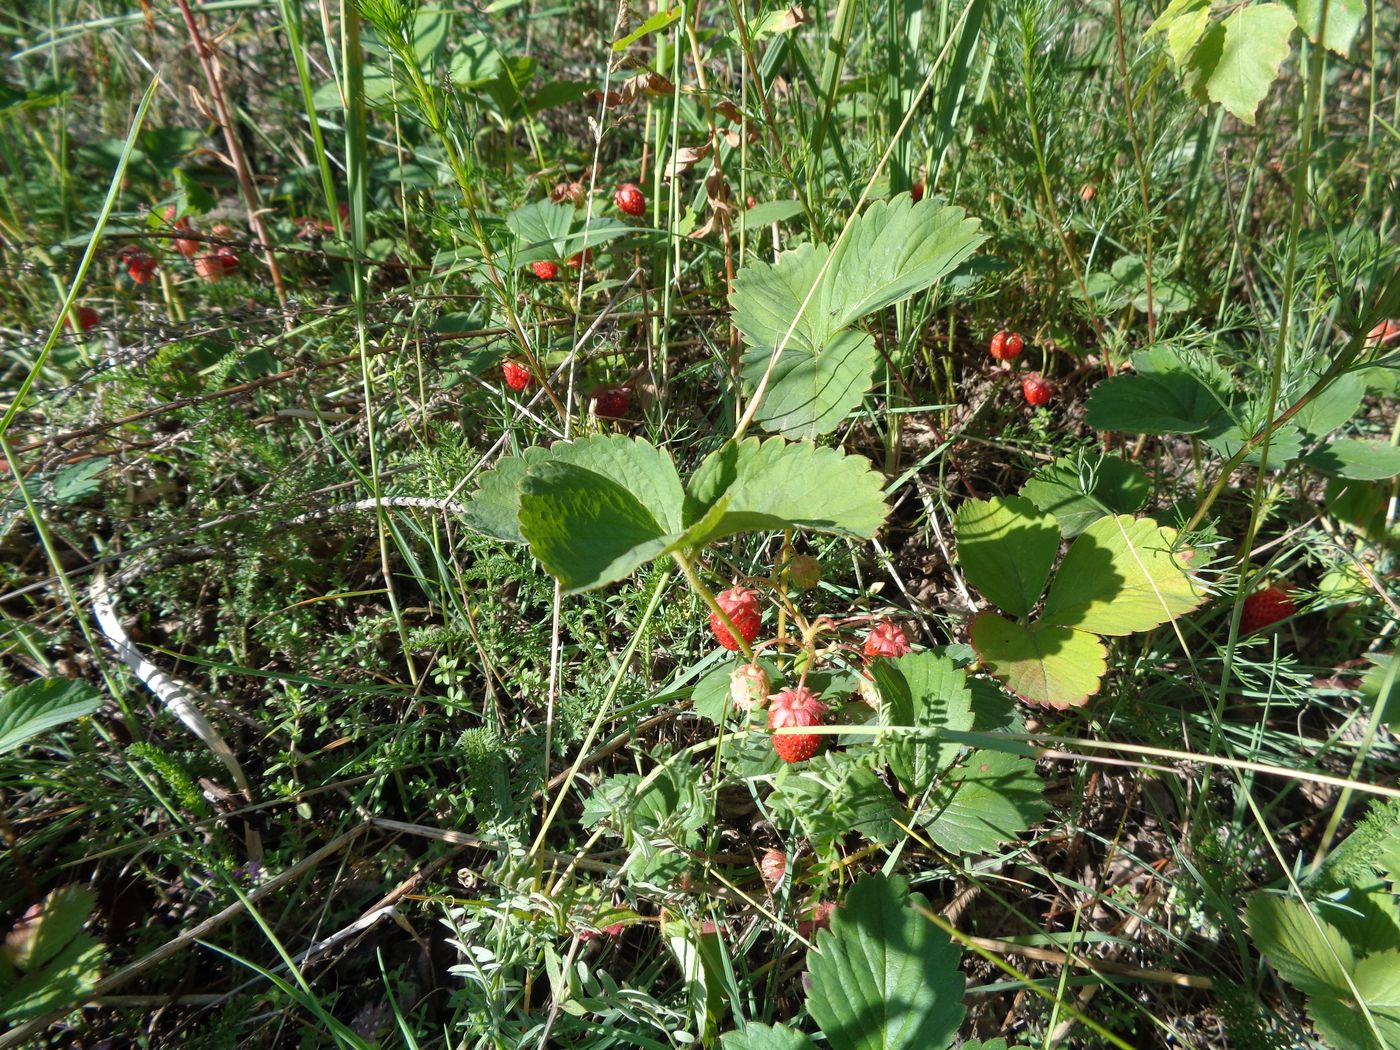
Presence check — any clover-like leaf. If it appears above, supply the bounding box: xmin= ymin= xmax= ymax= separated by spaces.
xmin=0 ymin=678 xmax=104 ymax=756
xmin=923 ymin=750 xmax=1047 ymax=856
xmin=1039 ymin=515 xmax=1204 ymax=636
xmin=969 ymin=612 xmax=1107 ymax=709
xmin=681 ymin=437 xmax=889 ymax=549
xmin=1021 ymin=454 xmax=1150 ymax=538
xmin=806 ymin=873 xmax=966 ymax=1050
xmin=952 ymin=497 xmax=1059 ymax=619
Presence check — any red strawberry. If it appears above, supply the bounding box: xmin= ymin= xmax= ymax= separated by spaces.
xmin=567 ymin=248 xmax=592 ymax=269
xmin=989 ymin=329 xmax=1023 ymax=361
xmin=910 ymin=181 xmax=925 ymax=203
xmin=591 ymin=385 xmax=631 ymax=420
xmin=164 ymin=206 xmax=199 ymax=258
xmin=123 ymin=249 xmax=156 ymax=284
xmin=729 ymin=662 xmax=770 ymax=709
xmin=614 ymin=182 xmax=646 ymax=217
xmin=759 ymin=848 xmax=786 ymax=890
xmin=531 ymin=260 xmax=559 ymax=280
xmin=1022 ymin=373 xmax=1053 ymax=406
xmin=1367 ymin=320 xmax=1400 ymax=347
xmin=796 ymin=900 xmax=835 ymax=938
xmin=768 ymin=685 xmax=827 ymax=763
xmin=67 ymin=306 xmax=100 ymax=333
xmin=1240 ymin=585 xmax=1296 ymax=634
xmin=709 ymin=586 xmax=761 ymax=651
xmin=195 ymin=247 xmax=239 ymax=282
xmin=502 ymin=360 xmax=532 ymax=391
xmin=863 ymin=620 xmax=911 ymax=659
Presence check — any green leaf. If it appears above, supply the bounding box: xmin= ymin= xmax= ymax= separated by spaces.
xmin=681 ymin=437 xmax=889 ymax=549
xmin=740 ymin=200 xmax=805 ymax=230
xmin=721 ymin=1024 xmax=818 ymax=1050
xmin=770 ymin=757 xmax=905 ymax=851
xmin=731 ymin=241 xmax=835 ymax=358
xmin=923 ymin=750 xmax=1048 ymax=855
xmin=806 ymin=873 xmax=966 ymax=1050
xmin=1202 ymin=421 xmax=1304 ymax=467
xmin=826 ymin=197 xmax=986 ymax=328
xmin=0 ymin=678 xmax=103 ymax=756
xmin=1184 ymin=4 xmax=1297 ymax=126
xmin=952 ymin=497 xmax=1060 ymax=619
xmin=462 ymin=446 xmax=555 ymax=544
xmin=739 ymin=329 xmax=879 ymax=438
xmin=969 ymin=613 xmax=1107 ymax=709
xmin=1039 ymin=515 xmax=1204 ymax=636
xmin=1 ymin=886 xmax=96 ymax=972
xmin=1083 ymin=254 xmax=1193 ymax=314
xmin=1246 ymin=893 xmax=1356 ymax=998
xmin=1084 ymin=368 xmax=1227 ymax=436
xmin=1353 ymin=950 xmax=1400 ymax=1048
xmin=1021 ymin=454 xmax=1150 ymax=538
xmin=0 ymin=935 xmax=104 ymax=1023
xmin=1304 ymin=440 xmax=1400 ymax=481
xmin=1294 ymin=0 xmax=1366 ymax=54
xmin=517 ymin=436 xmax=686 ymax=592
xmin=1292 ymin=371 xmax=1366 ymax=438
xmin=507 ymin=199 xmax=574 ymax=261
xmin=1308 ymin=993 xmax=1387 ymax=1050
xmin=612 ymin=5 xmax=683 ymax=50
xmin=872 ymin=654 xmax=974 ymax=795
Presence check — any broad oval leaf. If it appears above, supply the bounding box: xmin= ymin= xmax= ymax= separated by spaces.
xmin=969 ymin=612 xmax=1107 ymax=709
xmin=952 ymin=497 xmax=1059 ymax=619
xmin=1039 ymin=515 xmax=1204 ymax=636
xmin=806 ymin=873 xmax=965 ymax=1050
xmin=721 ymin=1023 xmax=817 ymax=1050
xmin=1084 ymin=369 xmax=1228 ymax=436
xmin=1183 ymin=4 xmax=1296 ymax=126
xmin=1304 ymin=439 xmax=1400 ymax=481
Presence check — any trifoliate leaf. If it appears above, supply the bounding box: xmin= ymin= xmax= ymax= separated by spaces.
xmin=923 ymin=750 xmax=1047 ymax=855
xmin=1039 ymin=515 xmax=1205 ymax=636
xmin=506 ymin=199 xmax=574 ymax=261
xmin=969 ymin=613 xmax=1107 ymax=709
xmin=1021 ymin=454 xmax=1150 ymax=538
xmin=807 ymin=873 xmax=965 ymax=1050
xmin=952 ymin=496 xmax=1060 ymax=619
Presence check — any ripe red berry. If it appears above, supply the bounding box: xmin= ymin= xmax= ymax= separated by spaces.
xmin=863 ymin=620 xmax=911 ymax=659
xmin=195 ymin=247 xmax=239 ymax=282
xmin=531 ymin=260 xmax=559 ymax=280
xmin=591 ymin=385 xmax=631 ymax=420
xmin=502 ymin=360 xmax=532 ymax=391
xmin=164 ymin=206 xmax=199 ymax=258
xmin=768 ymin=686 xmax=828 ymax=764
xmin=989 ymin=329 xmax=1024 ymax=361
xmin=614 ymin=182 xmax=646 ymax=217
xmin=796 ymin=900 xmax=835 ymax=938
xmin=709 ymin=586 xmax=762 ymax=651
xmin=910 ymin=181 xmax=925 ymax=203
xmin=123 ymin=249 xmax=156 ymax=284
xmin=67 ymin=306 xmax=100 ymax=333
xmin=1367 ymin=320 xmax=1400 ymax=347
xmin=1240 ymin=585 xmax=1296 ymax=634
xmin=1022 ymin=373 xmax=1053 ymax=407
xmin=567 ymin=248 xmax=592 ymax=269
xmin=759 ymin=848 xmax=786 ymax=890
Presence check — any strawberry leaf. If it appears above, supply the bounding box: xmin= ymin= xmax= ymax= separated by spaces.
xmin=720 ymin=1024 xmax=817 ymax=1050
xmin=922 ymin=750 xmax=1047 ymax=856
xmin=806 ymin=873 xmax=966 ymax=1050
xmin=739 ymin=329 xmax=878 ymax=439
xmin=872 ymin=653 xmax=974 ymax=796
xmin=462 ymin=446 xmax=555 ymax=544
xmin=1245 ymin=893 xmax=1356 ymax=999
xmin=1020 ymin=454 xmax=1150 ymax=538
xmin=0 ymin=678 xmax=104 ymax=757
xmin=506 ymin=199 xmax=574 ymax=261
xmin=680 ymin=437 xmax=889 ymax=549
xmin=952 ymin=497 xmax=1059 ymax=619
xmin=969 ymin=612 xmax=1107 ymax=709
xmin=1038 ymin=515 xmax=1204 ymax=636
xmin=516 ymin=436 xmax=686 ymax=592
